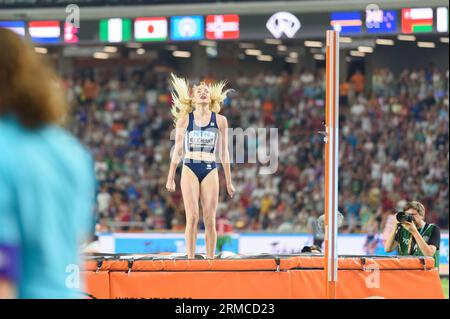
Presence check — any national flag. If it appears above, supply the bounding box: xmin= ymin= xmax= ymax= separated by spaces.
xmin=171 ymin=16 xmax=204 ymax=41
xmin=206 ymin=14 xmax=239 ymax=40
xmin=366 ymin=10 xmax=397 ymax=33
xmin=28 ymin=21 xmax=60 ymax=43
xmin=437 ymin=7 xmax=449 ymax=33
xmin=64 ymin=22 xmax=79 ymax=43
xmin=0 ymin=21 xmax=25 ymax=37
xmin=330 ymin=12 xmax=362 ymax=34
xmin=402 ymin=8 xmax=433 ymax=33
xmin=100 ymin=18 xmax=131 ymax=43
xmin=134 ymin=17 xmax=168 ymax=42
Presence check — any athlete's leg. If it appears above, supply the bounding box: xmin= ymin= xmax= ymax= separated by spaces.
xmin=181 ymin=165 xmax=200 ymax=259
xmin=200 ymin=168 xmax=219 ymax=259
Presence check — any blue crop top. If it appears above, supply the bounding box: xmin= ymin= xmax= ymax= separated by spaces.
xmin=184 ymin=112 xmax=218 ymax=154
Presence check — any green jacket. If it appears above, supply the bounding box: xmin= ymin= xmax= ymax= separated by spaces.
xmin=396 ymin=223 xmax=441 ymax=268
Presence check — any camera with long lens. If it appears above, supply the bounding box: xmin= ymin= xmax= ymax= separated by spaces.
xmin=396 ymin=211 xmax=413 ymax=223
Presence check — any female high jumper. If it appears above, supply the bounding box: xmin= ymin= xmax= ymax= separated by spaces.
xmin=166 ymin=74 xmax=235 ymax=259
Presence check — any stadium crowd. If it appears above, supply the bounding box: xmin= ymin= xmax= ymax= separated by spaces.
xmin=65 ymin=64 xmax=449 ymax=235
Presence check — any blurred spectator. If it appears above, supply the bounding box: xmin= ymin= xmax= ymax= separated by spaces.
xmin=97 ymin=185 xmax=111 ymax=217
xmin=350 ymin=70 xmax=365 ymax=94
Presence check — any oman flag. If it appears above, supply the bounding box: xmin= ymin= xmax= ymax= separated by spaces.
xmin=134 ymin=17 xmax=168 ymax=41
xmin=402 ymin=8 xmax=433 ymax=33
xmin=206 ymin=14 xmax=240 ymax=40
xmin=100 ymin=18 xmax=131 ymax=43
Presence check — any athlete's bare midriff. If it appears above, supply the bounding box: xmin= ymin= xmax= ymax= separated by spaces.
xmin=184 ymin=151 xmax=216 ymax=162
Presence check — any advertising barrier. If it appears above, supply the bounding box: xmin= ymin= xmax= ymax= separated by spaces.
xmin=98 ymin=232 xmax=449 ymax=273
xmin=83 ymin=255 xmax=445 ymax=299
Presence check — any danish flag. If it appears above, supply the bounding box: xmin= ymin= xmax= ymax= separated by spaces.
xmin=206 ymin=14 xmax=240 ymax=39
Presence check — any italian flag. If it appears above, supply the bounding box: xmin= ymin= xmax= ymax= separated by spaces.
xmin=402 ymin=8 xmax=433 ymax=33
xmin=100 ymin=18 xmax=131 ymax=43
xmin=134 ymin=17 xmax=168 ymax=41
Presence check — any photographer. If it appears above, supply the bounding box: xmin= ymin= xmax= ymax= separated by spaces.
xmin=384 ymin=201 xmax=441 ymax=268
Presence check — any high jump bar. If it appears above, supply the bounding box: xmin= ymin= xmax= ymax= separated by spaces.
xmin=324 ymin=30 xmax=339 ymax=299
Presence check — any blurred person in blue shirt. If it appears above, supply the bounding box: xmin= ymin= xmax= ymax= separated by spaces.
xmin=0 ymin=28 xmax=95 ymax=298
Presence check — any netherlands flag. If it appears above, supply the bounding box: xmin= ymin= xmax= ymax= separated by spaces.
xmin=0 ymin=21 xmax=26 ymax=37
xmin=29 ymin=21 xmax=61 ymax=43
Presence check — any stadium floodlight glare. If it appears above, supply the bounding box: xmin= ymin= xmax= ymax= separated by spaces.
xmin=289 ymin=51 xmax=299 ymax=58
xmin=277 ymin=45 xmax=288 ymax=51
xmin=375 ymin=38 xmax=394 ymax=46
xmin=205 ymin=46 xmax=218 ymax=57
xmin=264 ymin=38 xmax=282 ymax=45
xmin=172 ymin=50 xmax=191 ymax=58
xmin=417 ymin=41 xmax=435 ymax=48
xmin=350 ymin=50 xmax=365 ymax=57
xmin=440 ymin=37 xmax=449 ymax=43
xmin=136 ymin=48 xmax=146 ymax=55
xmin=285 ymin=57 xmax=298 ymax=63
xmin=93 ymin=52 xmax=109 ymax=59
xmin=313 ymin=54 xmax=325 ymax=60
xmin=34 ymin=47 xmax=48 ymax=54
xmin=358 ymin=46 xmax=373 ymax=53
xmin=103 ymin=46 xmax=118 ymax=53
xmin=257 ymin=55 xmax=273 ymax=61
xmin=244 ymin=49 xmax=262 ymax=56
xmin=397 ymin=34 xmax=416 ymax=41
xmin=339 ymin=37 xmax=352 ymax=43
xmin=126 ymin=42 xmax=142 ymax=48
xmin=304 ymin=40 xmax=323 ymax=47
xmin=239 ymin=42 xmax=255 ymax=49
xmin=199 ymin=40 xmax=217 ymax=46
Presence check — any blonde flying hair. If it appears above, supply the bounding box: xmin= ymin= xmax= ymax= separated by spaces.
xmin=170 ymin=73 xmax=231 ymax=125
xmin=0 ymin=28 xmax=68 ymax=129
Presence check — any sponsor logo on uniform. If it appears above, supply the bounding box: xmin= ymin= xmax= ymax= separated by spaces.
xmin=188 ymin=131 xmax=216 ymax=148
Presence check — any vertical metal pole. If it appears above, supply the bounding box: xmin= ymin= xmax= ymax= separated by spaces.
xmin=324 ymin=30 xmax=339 ymax=299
